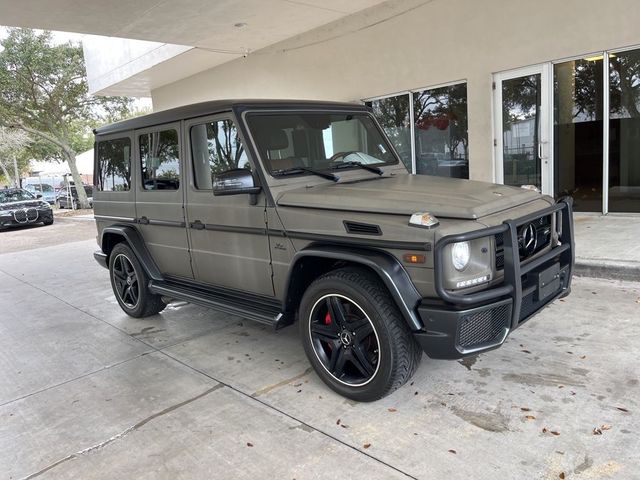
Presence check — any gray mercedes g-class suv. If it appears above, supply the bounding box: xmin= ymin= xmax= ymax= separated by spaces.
xmin=93 ymin=100 xmax=574 ymax=401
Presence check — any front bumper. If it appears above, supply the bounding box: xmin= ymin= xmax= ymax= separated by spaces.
xmin=413 ymin=197 xmax=574 ymax=359
xmin=0 ymin=208 xmax=53 ymax=228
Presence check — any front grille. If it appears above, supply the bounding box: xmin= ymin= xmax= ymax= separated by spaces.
xmin=494 ymin=214 xmax=553 ymax=270
xmin=457 ymin=303 xmax=510 ymax=349
xmin=12 ymin=208 xmax=38 ymax=223
xmin=13 ymin=209 xmax=27 ymax=222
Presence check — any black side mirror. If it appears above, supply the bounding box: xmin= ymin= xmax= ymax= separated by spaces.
xmin=213 ymin=169 xmax=261 ymax=201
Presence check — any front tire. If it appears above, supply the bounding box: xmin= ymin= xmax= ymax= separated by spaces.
xmin=299 ymin=267 xmax=422 ymax=401
xmin=109 ymin=242 xmax=165 ymax=318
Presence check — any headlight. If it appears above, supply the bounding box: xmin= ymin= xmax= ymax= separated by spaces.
xmin=409 ymin=212 xmax=439 ymax=229
xmin=451 ymin=241 xmax=470 ymax=271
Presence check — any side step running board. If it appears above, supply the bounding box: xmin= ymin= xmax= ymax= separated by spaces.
xmin=149 ymin=280 xmax=289 ymax=329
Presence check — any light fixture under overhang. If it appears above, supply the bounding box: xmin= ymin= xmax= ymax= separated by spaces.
xmin=583 ymin=53 xmax=615 ymax=62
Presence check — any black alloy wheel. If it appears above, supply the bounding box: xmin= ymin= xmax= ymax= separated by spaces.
xmin=108 ymin=242 xmax=165 ymax=318
xmin=112 ymin=253 xmax=139 ymax=309
xmin=300 ymin=267 xmax=422 ymax=401
xmin=309 ymin=294 xmax=379 ymax=387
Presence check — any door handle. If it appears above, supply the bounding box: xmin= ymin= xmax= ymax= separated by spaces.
xmin=138 ymin=216 xmax=149 ymax=225
xmin=190 ymin=220 xmax=205 ymax=230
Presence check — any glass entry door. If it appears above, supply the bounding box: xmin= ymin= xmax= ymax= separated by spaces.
xmin=494 ymin=65 xmax=552 ymax=194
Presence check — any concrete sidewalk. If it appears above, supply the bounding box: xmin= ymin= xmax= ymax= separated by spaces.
xmin=573 ymin=214 xmax=640 ymax=282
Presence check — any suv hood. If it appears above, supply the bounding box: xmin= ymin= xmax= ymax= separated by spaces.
xmin=276 ymin=174 xmax=542 ymax=219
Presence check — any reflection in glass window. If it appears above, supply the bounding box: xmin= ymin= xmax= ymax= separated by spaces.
xmin=413 ymin=84 xmax=469 ymax=178
xmin=97 ymin=137 xmax=131 ymax=191
xmin=554 ymin=58 xmax=603 ymax=212
xmin=190 ymin=120 xmax=249 ymax=189
xmin=366 ymin=94 xmax=412 ymax=171
xmin=139 ymin=129 xmax=180 ymax=190
xmin=609 ymin=49 xmax=640 ymax=213
xmin=501 ymin=75 xmax=541 ymax=188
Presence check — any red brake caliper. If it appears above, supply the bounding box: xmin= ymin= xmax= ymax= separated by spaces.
xmin=324 ymin=312 xmax=333 ymax=350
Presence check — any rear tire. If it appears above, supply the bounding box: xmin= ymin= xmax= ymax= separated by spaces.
xmin=109 ymin=242 xmax=165 ymax=318
xmin=299 ymin=267 xmax=422 ymax=401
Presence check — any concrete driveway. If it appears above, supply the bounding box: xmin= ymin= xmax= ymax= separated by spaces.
xmin=1 ymin=221 xmax=638 ymax=479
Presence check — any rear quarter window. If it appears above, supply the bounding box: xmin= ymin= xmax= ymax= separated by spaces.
xmin=97 ymin=137 xmax=132 ymax=191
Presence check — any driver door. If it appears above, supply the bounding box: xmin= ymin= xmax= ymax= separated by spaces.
xmin=184 ymin=114 xmax=274 ymax=296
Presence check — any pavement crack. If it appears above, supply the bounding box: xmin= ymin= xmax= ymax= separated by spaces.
xmin=251 ymin=367 xmax=313 ymax=397
xmin=20 ymin=384 xmax=223 ymax=480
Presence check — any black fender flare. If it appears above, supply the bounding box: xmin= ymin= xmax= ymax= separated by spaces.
xmin=100 ymin=225 xmax=163 ymax=281
xmin=283 ymin=245 xmax=423 ymax=331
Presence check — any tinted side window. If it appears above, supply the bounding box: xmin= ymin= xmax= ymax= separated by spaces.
xmin=139 ymin=129 xmax=180 ymax=190
xmin=97 ymin=137 xmax=131 ymax=191
xmin=190 ymin=119 xmax=250 ymax=189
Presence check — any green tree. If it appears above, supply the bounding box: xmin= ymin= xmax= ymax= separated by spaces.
xmin=0 ymin=127 xmax=31 ymax=187
xmin=0 ymin=28 xmax=132 ymax=207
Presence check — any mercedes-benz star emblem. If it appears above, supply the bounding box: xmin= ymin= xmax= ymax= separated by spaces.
xmin=519 ymin=222 xmax=538 ymax=256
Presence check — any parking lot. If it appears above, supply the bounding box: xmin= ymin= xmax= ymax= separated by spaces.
xmin=1 ymin=219 xmax=639 ymax=479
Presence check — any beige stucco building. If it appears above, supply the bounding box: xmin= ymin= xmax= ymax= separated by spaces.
xmin=3 ymin=0 xmax=640 ymax=213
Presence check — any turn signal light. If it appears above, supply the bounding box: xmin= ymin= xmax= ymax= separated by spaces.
xmin=403 ymin=253 xmax=426 ymax=264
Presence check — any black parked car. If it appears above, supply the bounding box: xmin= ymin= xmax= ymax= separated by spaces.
xmin=0 ymin=188 xmax=54 ymax=229
xmin=58 ymin=185 xmax=94 ymax=209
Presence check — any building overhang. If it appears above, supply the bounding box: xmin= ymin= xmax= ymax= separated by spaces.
xmin=0 ymin=0 xmax=390 ymax=96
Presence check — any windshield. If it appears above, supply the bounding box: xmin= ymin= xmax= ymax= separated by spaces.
xmin=246 ymin=112 xmax=398 ymax=176
xmin=0 ymin=189 xmax=36 ymax=204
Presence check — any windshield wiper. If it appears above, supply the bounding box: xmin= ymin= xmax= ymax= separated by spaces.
xmin=272 ymin=167 xmax=339 ymax=182
xmin=331 ymin=161 xmax=384 ymax=175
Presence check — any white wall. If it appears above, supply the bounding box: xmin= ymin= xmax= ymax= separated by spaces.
xmin=151 ymin=0 xmax=640 ymax=182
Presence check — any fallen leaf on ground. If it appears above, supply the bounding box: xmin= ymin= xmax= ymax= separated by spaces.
xmin=521 ymin=407 xmax=531 ymax=411
xmin=551 ymin=430 xmax=560 ymax=436
xmin=559 ymin=473 xmax=566 ymax=479
xmin=246 ymin=442 xmax=254 ymax=447
xmin=616 ymin=406 xmax=629 ymax=413
xmin=448 ymin=449 xmax=457 ymax=454
xmin=363 ymin=443 xmax=371 ymax=449
xmin=336 ymin=419 xmax=341 ymax=425
xmin=601 ymin=424 xmax=612 ymax=430
xmin=388 ymin=408 xmax=397 ymax=412
xmin=522 ymin=349 xmax=532 ymax=354
xmin=525 ymin=415 xmax=536 ymax=420
xmin=593 ymin=426 xmax=603 ymax=435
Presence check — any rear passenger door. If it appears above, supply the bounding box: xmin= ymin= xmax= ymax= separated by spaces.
xmin=184 ymin=115 xmax=273 ymax=296
xmin=135 ymin=123 xmax=193 ymax=279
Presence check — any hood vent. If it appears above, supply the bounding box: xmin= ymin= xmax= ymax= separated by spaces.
xmin=344 ymin=221 xmax=382 ymax=236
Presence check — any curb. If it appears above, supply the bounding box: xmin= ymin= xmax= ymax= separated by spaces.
xmin=574 ymin=258 xmax=640 ymax=282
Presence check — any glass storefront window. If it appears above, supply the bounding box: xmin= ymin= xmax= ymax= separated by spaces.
xmin=554 ymin=57 xmax=604 ymax=212
xmin=366 ymin=95 xmax=412 ymax=171
xmin=413 ymin=83 xmax=469 ymax=178
xmin=609 ymin=49 xmax=640 ymax=212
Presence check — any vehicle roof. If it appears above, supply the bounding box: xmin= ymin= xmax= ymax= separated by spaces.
xmin=94 ymin=99 xmax=369 ymax=137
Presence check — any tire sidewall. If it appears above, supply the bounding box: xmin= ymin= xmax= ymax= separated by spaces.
xmin=299 ymin=273 xmax=398 ymax=401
